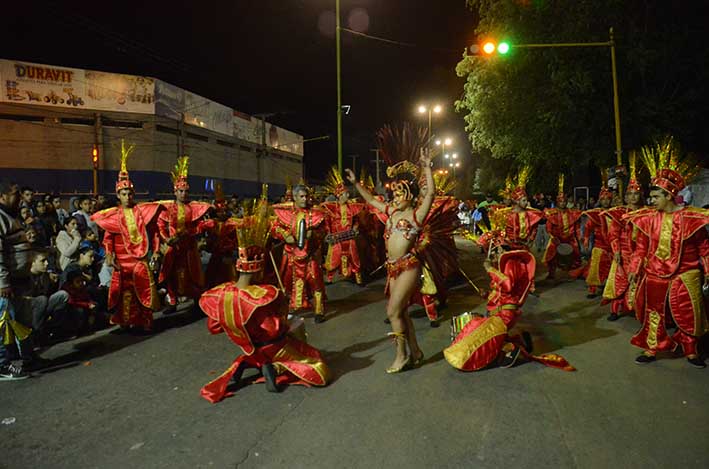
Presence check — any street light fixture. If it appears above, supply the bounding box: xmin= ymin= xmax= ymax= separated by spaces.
xmin=417 ymin=103 xmax=443 ymax=144
xmin=436 ymin=137 xmax=453 ymax=168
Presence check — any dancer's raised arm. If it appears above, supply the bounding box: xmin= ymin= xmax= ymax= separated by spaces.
xmin=415 ymin=151 xmax=435 ymax=222
xmin=345 ymin=168 xmax=387 ymax=213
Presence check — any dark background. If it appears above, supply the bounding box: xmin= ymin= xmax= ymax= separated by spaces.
xmin=2 ymin=0 xmax=477 ymax=181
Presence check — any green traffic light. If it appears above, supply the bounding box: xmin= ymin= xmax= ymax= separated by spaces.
xmin=497 ymin=42 xmax=510 ymax=54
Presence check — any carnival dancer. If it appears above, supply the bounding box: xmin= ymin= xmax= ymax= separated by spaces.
xmin=157 ymin=156 xmax=212 ymax=305
xmin=543 ymin=174 xmax=583 ymax=279
xmin=347 ymin=123 xmax=450 ymax=373
xmin=321 ymin=167 xmax=365 ymax=285
xmin=199 ymin=189 xmax=330 ymax=402
xmin=198 ymin=184 xmax=239 ymax=288
xmin=626 ymin=137 xmax=708 ymax=368
xmin=91 ymin=141 xmax=161 ymax=332
xmin=580 ymin=169 xmax=614 ymax=298
xmin=271 ymin=181 xmax=328 ymax=322
xmin=602 ymin=152 xmax=648 ymax=321
xmin=504 ymin=167 xmax=544 ymax=251
xmin=444 ymin=231 xmax=574 ymax=372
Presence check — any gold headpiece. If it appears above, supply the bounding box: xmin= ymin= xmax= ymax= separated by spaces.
xmin=325 ymin=166 xmax=348 ymax=196
xmin=510 ymin=165 xmax=531 ymax=201
xmin=433 ymin=171 xmax=457 ymax=195
xmin=235 ymin=184 xmax=271 ymax=273
xmin=116 ymin=139 xmax=135 ymax=193
xmin=498 ymin=174 xmax=514 ymax=199
xmin=359 ymin=168 xmax=375 ymax=191
xmin=627 ymin=150 xmax=642 ymax=193
xmin=386 ymin=161 xmax=420 ymax=179
xmin=640 ymin=135 xmax=699 ymax=196
xmin=171 ymin=156 xmax=190 ymax=190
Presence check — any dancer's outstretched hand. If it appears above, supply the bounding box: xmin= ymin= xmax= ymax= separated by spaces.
xmin=419 ymin=149 xmax=431 ymax=167
xmin=344 ymin=168 xmax=356 ymax=183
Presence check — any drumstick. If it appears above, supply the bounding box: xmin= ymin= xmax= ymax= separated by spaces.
xmin=458 ymin=267 xmax=481 ymax=294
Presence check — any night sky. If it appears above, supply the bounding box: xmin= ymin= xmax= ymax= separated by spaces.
xmin=3 ymin=0 xmax=477 ymax=181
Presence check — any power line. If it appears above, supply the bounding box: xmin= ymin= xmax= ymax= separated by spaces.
xmin=341 ymin=27 xmax=461 ymax=54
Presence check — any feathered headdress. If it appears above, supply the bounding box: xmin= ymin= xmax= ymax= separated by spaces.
xmin=556 ymin=174 xmax=567 ymax=202
xmin=235 ymin=184 xmax=271 ymax=273
xmin=359 ymin=168 xmax=375 ymax=191
xmin=626 ymin=150 xmax=642 ymax=193
xmin=433 ymin=171 xmax=457 ymax=196
xmin=283 ymin=176 xmax=293 ymax=202
xmin=214 ymin=182 xmax=226 ymax=210
xmin=598 ymin=167 xmax=613 ymax=200
xmin=498 ymin=174 xmax=514 ymax=200
xmin=115 ymin=139 xmax=135 ymax=193
xmin=325 ymin=166 xmax=348 ymax=197
xmin=378 ymin=123 xmax=427 ymax=181
xmin=640 ymin=136 xmax=699 ymax=196
xmin=510 ymin=165 xmax=531 ymax=201
xmin=171 ymin=156 xmax=190 ymax=191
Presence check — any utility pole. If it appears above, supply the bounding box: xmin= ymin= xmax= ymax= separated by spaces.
xmin=178 ymin=112 xmax=185 ymax=157
xmin=335 ymin=0 xmax=343 ymax=173
xmin=370 ymin=149 xmax=382 ymax=188
xmin=93 ymin=113 xmax=102 ymax=195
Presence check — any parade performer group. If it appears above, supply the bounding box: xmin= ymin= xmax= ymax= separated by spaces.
xmin=33 ymin=130 xmax=698 ymax=402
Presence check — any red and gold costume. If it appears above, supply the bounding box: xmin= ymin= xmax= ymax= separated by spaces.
xmin=581 ymin=175 xmax=614 ymax=296
xmin=444 ymin=232 xmax=574 ymax=372
xmin=321 ymin=167 xmax=365 ymax=283
xmin=602 ymin=154 xmax=647 ymax=316
xmin=504 ymin=167 xmax=543 ymax=250
xmin=197 ymin=187 xmax=239 ymax=287
xmin=271 ymin=198 xmax=327 ymax=315
xmin=91 ymin=141 xmax=161 ymax=329
xmin=157 ymin=157 xmax=211 ymax=303
xmin=199 ymin=195 xmax=329 ymax=403
xmin=543 ymin=175 xmax=582 ymax=276
xmin=627 ymin=139 xmax=709 ymax=357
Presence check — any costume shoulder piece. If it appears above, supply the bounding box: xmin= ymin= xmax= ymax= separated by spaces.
xmin=189 ymin=201 xmax=213 ymax=220
xmin=135 ymin=202 xmax=162 ymax=223
xmin=238 ymin=284 xmax=280 ymax=307
xmin=90 ymin=207 xmax=120 ymax=233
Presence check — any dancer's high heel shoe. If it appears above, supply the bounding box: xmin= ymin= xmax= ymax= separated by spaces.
xmin=412 ymin=350 xmax=424 ymax=367
xmin=385 ymin=332 xmax=411 ymax=374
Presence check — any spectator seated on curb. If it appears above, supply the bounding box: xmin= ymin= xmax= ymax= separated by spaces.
xmin=63 ymin=246 xmax=108 ymax=330
xmin=60 ymin=263 xmax=98 ymax=335
xmin=56 ymin=216 xmax=82 ymax=271
xmin=14 ymin=251 xmax=69 ymax=352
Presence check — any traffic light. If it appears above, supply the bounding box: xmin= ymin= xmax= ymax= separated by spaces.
xmin=92 ymin=145 xmax=99 ymax=169
xmin=473 ymin=40 xmax=511 ymax=56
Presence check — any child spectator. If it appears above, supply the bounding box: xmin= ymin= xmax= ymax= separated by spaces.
xmin=56 ymin=216 xmax=82 ymax=270
xmin=60 ymin=264 xmax=98 ymax=335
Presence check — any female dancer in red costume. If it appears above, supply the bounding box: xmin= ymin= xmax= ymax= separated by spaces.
xmin=346 ymin=150 xmax=434 ymax=373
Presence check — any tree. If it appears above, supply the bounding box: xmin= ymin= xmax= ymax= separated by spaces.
xmin=456 ymin=0 xmax=709 ymax=188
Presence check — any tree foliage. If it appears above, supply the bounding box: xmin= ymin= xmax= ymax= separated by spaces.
xmin=456 ymin=0 xmax=709 ymax=193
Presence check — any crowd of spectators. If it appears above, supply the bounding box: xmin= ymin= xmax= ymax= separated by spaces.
xmin=1 ymin=183 xmax=114 ymax=380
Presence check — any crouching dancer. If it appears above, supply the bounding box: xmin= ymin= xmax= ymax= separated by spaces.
xmin=444 ymin=231 xmax=574 ymax=372
xmin=199 ymin=190 xmax=330 ymax=403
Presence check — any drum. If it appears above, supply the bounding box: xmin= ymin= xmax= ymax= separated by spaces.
xmin=288 ymin=316 xmax=307 ymax=343
xmin=556 ymin=242 xmax=574 ymax=268
xmin=450 ymin=311 xmax=485 ymax=341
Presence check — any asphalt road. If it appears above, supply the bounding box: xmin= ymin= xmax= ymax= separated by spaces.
xmin=1 ymin=238 xmax=708 ymax=469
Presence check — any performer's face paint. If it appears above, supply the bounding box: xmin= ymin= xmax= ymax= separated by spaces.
xmin=294 ymin=189 xmax=309 ymax=209
xmin=118 ymin=188 xmax=134 ymax=208
xmin=175 ymin=188 xmax=188 ymax=203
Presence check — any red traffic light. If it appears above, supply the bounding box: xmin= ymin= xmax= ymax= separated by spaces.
xmin=482 ymin=41 xmax=496 ymax=55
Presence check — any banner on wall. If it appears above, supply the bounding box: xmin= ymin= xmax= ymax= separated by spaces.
xmin=0 ymin=59 xmax=154 ymax=114
xmin=184 ymin=91 xmax=233 ymax=136
xmin=233 ymin=111 xmax=303 ymax=156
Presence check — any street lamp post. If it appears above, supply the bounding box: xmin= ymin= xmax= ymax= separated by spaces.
xmin=436 ymin=137 xmax=452 ymax=169
xmin=417 ymin=104 xmax=442 ymax=144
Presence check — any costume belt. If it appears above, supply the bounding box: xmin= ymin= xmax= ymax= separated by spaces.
xmin=489 ymin=304 xmax=518 ymax=315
